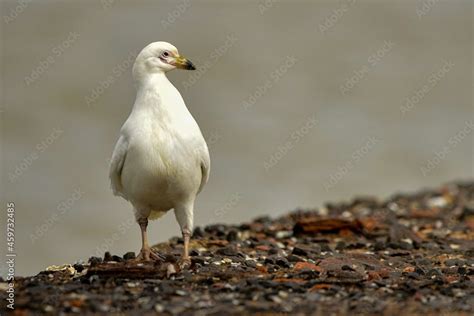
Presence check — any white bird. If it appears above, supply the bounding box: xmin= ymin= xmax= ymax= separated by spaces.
xmin=109 ymin=42 xmax=210 ymax=265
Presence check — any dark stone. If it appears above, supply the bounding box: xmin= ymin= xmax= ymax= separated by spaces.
xmin=112 ymin=255 xmax=124 ymax=262
xmin=373 ymin=241 xmax=385 ymax=251
xmin=216 ymin=246 xmax=244 ymax=257
xmin=88 ymin=256 xmax=102 ymax=267
xmin=205 ymin=224 xmax=227 ymax=237
xmin=336 ymin=241 xmax=346 ymax=251
xmin=268 ymin=247 xmax=280 ymax=255
xmin=190 ymin=249 xmax=200 ymax=256
xmin=320 ymin=244 xmax=332 ymax=252
xmin=341 ymin=265 xmax=355 ymax=271
xmin=445 ymin=259 xmax=464 ymax=267
xmin=265 ymin=255 xmax=291 ymax=268
xmin=457 ymin=267 xmax=467 ymax=275
xmin=414 ymin=267 xmax=425 ymax=275
xmin=123 ymin=252 xmax=136 ymax=260
xmin=426 ymin=269 xmax=443 ymax=279
xmin=399 ymin=241 xmax=413 ymax=250
xmin=191 ymin=256 xmax=207 ymax=265
xmin=73 ymin=263 xmax=84 ymax=273
xmin=103 ymin=251 xmax=113 ymax=262
xmin=226 ymin=230 xmax=239 ymax=242
xmin=244 ymin=260 xmax=257 ymax=268
xmin=292 ymin=247 xmax=308 ymax=256
xmin=193 ymin=227 xmax=204 ymax=238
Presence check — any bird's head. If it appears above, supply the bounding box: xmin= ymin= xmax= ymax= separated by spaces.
xmin=132 ymin=41 xmax=195 ymax=81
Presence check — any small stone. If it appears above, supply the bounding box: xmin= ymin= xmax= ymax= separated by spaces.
xmin=154 ymin=304 xmax=164 ymax=313
xmin=193 ymin=227 xmax=204 ymax=238
xmin=88 ymin=256 xmax=102 ymax=267
xmin=292 ymin=247 xmax=308 ymax=256
xmin=457 ymin=267 xmax=467 ymax=275
xmin=336 ymin=241 xmax=346 ymax=251
xmin=320 ymin=244 xmax=332 ymax=252
xmin=276 ymin=231 xmax=293 ymax=239
xmin=73 ymin=263 xmax=84 ymax=273
xmin=271 ymin=295 xmax=283 ymax=304
xmin=373 ymin=241 xmax=385 ymax=251
xmin=275 ymin=257 xmax=290 ymax=268
xmin=216 ymin=246 xmax=244 ymax=257
xmin=166 ymin=264 xmax=177 ymax=278
xmin=341 ymin=265 xmax=355 ymax=271
xmin=227 ymin=230 xmax=239 ymax=242
xmin=245 ymin=260 xmax=257 ymax=268
xmin=112 ymin=255 xmax=124 ymax=262
xmin=287 ymin=254 xmax=305 ymax=262
xmin=44 ymin=305 xmax=54 ymax=312
xmin=88 ymin=275 xmax=100 ymax=284
xmin=122 ymin=252 xmax=135 ymax=260
xmin=190 ymin=249 xmax=200 ymax=256
xmin=427 ymin=196 xmax=448 ymax=208
xmin=294 ymin=261 xmax=322 ymax=272
xmin=103 ymin=251 xmax=112 ymax=262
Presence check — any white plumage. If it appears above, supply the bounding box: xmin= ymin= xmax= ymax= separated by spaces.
xmin=109 ymin=42 xmax=210 ymax=263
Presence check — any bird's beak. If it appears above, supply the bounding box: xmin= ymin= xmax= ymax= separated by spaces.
xmin=174 ymin=55 xmax=196 ymax=70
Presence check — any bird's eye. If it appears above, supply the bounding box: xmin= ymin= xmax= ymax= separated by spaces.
xmin=162 ymin=51 xmax=169 ymax=57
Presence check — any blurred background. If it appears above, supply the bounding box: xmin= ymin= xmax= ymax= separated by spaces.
xmin=1 ymin=0 xmax=472 ymax=276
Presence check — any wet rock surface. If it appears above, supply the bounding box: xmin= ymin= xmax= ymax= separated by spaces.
xmin=2 ymin=182 xmax=474 ymax=315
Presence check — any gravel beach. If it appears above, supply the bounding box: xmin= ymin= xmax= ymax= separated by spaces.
xmin=2 ymin=182 xmax=473 ymax=315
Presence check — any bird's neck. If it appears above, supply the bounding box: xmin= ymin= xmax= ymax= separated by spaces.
xmin=132 ymin=72 xmax=188 ymax=116
xmin=135 ymin=72 xmax=172 ymax=93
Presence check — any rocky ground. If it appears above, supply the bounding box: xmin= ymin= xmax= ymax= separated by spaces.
xmin=2 ymin=182 xmax=474 ymax=315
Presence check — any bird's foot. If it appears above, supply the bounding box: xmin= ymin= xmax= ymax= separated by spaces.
xmin=177 ymin=257 xmax=191 ymax=270
xmin=133 ymin=247 xmax=165 ymax=262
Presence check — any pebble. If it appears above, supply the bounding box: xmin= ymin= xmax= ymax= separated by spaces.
xmin=123 ymin=252 xmax=136 ymax=260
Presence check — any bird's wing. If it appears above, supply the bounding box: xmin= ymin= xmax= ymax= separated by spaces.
xmin=198 ymin=144 xmax=210 ymax=194
xmin=109 ymin=135 xmax=128 ymax=198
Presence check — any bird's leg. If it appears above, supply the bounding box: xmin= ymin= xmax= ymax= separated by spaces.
xmin=173 ymin=204 xmax=194 ymax=269
xmin=134 ymin=218 xmax=163 ymax=262
xmin=183 ymin=230 xmax=191 ymax=261
xmin=178 ymin=229 xmax=192 ymax=269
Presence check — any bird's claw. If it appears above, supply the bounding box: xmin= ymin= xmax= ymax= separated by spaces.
xmin=133 ymin=247 xmax=165 ymax=262
xmin=178 ymin=257 xmax=191 ymax=270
